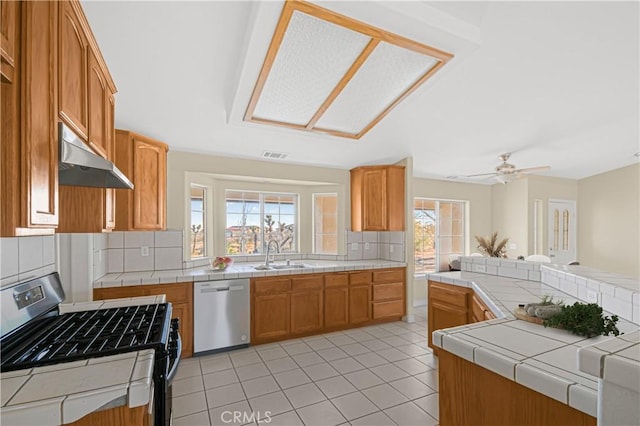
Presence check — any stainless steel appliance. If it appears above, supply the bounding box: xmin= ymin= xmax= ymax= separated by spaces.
xmin=0 ymin=273 xmax=180 ymax=426
xmin=58 ymin=122 xmax=134 ymax=189
xmin=194 ymin=279 xmax=250 ymax=353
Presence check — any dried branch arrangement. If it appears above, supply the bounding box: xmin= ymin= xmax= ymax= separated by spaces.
xmin=475 ymin=232 xmax=509 ymax=258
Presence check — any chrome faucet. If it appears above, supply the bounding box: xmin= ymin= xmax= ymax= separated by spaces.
xmin=265 ymin=240 xmax=280 ymax=267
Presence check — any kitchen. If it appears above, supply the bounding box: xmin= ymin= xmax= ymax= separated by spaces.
xmin=1 ymin=1 xmax=639 ymax=426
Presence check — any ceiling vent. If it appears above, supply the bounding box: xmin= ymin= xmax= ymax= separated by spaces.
xmin=245 ymin=1 xmax=453 ymax=139
xmin=262 ymin=150 xmax=289 ymax=160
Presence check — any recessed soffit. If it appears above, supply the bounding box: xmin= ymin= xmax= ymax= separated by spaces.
xmin=244 ymin=1 xmax=454 ymax=139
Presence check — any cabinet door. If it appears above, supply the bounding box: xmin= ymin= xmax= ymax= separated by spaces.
xmin=58 ymin=0 xmax=87 ymax=139
xmin=254 ymin=293 xmax=290 ymax=341
xmin=349 ymin=285 xmax=370 ymax=324
xmin=362 ymin=168 xmax=387 ymax=231
xmin=291 ymin=290 xmax=323 ymax=334
xmin=87 ymin=48 xmax=107 ymax=158
xmin=428 ymin=301 xmax=468 ymax=350
xmin=133 ymin=138 xmax=166 ymax=230
xmin=325 ymin=287 xmax=349 ymax=328
xmin=171 ymin=302 xmax=192 ymax=359
xmin=1 ymin=0 xmax=17 ymax=83
xmin=21 ymin=0 xmax=59 ymax=229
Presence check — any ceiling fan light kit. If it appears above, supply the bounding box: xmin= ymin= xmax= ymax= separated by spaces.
xmin=467 ymin=152 xmax=550 ymax=184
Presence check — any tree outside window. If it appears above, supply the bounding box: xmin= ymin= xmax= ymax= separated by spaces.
xmin=190 ymin=186 xmax=206 ymax=258
xmin=225 ymin=191 xmax=297 ymax=255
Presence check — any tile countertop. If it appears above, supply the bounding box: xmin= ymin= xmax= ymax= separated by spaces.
xmin=93 ymin=259 xmax=407 ymax=288
xmin=0 ymin=295 xmax=165 ymax=425
xmin=428 ymin=271 xmax=640 ymax=418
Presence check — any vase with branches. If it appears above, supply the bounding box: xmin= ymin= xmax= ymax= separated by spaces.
xmin=475 ymin=231 xmax=509 ymax=258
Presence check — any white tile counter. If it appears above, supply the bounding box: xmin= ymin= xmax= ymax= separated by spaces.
xmin=428 ymin=270 xmax=640 ymax=418
xmin=93 ymin=259 xmax=406 ymax=288
xmin=0 ymin=295 xmax=165 ymax=425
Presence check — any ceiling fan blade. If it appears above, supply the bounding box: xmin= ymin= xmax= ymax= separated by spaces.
xmin=466 ymin=172 xmax=499 ymax=178
xmin=514 ymin=166 xmax=550 ymax=174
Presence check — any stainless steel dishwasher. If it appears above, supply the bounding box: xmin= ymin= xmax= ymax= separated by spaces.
xmin=194 ymin=279 xmax=250 ymax=354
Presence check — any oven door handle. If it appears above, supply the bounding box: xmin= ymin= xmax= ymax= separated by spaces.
xmin=167 ymin=333 xmax=182 ymax=383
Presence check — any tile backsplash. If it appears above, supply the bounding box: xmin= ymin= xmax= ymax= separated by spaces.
xmin=101 ymin=230 xmax=184 ymax=274
xmin=345 ymin=231 xmax=405 ymax=262
xmin=0 ymin=236 xmax=57 ymax=288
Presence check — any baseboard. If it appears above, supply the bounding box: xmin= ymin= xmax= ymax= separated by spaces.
xmin=402 ymin=314 xmax=415 ymax=323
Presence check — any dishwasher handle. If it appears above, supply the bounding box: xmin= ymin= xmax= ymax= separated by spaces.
xmin=197 ymin=282 xmax=246 ymax=294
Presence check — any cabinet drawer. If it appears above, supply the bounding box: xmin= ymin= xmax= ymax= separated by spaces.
xmin=372 ymin=300 xmax=404 ymax=319
xmin=429 ymin=281 xmax=469 ymax=309
xmin=350 ymin=271 xmax=371 ymax=285
xmin=292 ymin=275 xmax=323 ymax=291
xmin=146 ymin=283 xmax=191 ymax=303
xmin=254 ymin=278 xmax=291 ymax=295
xmin=373 ymin=269 xmax=404 ymax=283
xmin=372 ymin=282 xmax=404 ymax=301
xmin=325 ymin=273 xmax=349 ymax=288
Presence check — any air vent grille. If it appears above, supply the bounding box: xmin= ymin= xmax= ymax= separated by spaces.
xmin=262 ymin=151 xmax=289 ymax=160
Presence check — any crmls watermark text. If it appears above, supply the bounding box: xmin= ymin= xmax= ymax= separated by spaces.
xmin=220 ymin=410 xmax=272 ymax=424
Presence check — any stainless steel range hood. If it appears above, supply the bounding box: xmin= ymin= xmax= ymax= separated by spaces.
xmin=58 ymin=122 xmax=133 ymax=189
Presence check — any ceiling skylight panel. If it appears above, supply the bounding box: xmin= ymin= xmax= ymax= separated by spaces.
xmin=314 ymin=42 xmax=440 ymax=135
xmin=251 ymin=11 xmax=371 ymax=126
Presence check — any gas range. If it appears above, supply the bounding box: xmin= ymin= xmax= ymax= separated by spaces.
xmin=0 ymin=273 xmax=181 ymax=425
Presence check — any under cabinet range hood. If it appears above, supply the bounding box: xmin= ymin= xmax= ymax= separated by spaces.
xmin=58 ymin=122 xmax=133 ymax=189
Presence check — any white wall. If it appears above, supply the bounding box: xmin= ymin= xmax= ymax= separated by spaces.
xmin=491 ymin=177 xmax=528 ymax=259
xmin=577 ymin=163 xmax=639 ymax=278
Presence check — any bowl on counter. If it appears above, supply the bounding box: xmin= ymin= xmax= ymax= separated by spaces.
xmin=211 ymin=256 xmax=233 ymax=271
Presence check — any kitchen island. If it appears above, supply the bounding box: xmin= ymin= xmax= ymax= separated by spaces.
xmin=429 ymin=260 xmax=639 ymax=425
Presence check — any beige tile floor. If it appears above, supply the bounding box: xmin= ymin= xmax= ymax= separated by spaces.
xmin=172 ymin=307 xmax=438 ymax=426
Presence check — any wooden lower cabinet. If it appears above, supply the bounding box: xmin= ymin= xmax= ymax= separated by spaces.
xmin=438 ymin=350 xmax=596 ymax=426
xmin=67 ymin=403 xmax=150 ymax=426
xmin=253 ymin=293 xmax=290 ymax=341
xmin=93 ymin=282 xmax=193 ymax=358
xmin=291 ymin=290 xmax=323 ymax=334
xmin=349 ymin=285 xmax=371 ymax=324
xmin=428 ymin=280 xmax=471 ymax=353
xmin=324 ymin=287 xmax=349 ymax=328
xmin=251 ymin=268 xmax=405 ymax=345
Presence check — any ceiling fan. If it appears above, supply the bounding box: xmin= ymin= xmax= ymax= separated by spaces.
xmin=467 ymin=153 xmax=550 ymax=184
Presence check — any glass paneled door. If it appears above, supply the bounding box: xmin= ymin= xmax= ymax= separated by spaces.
xmin=414 ymin=199 xmax=466 ymax=274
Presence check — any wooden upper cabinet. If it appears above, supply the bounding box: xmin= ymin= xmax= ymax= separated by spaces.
xmin=58 ymin=0 xmax=88 ymax=139
xmin=350 ymin=165 xmax=405 ymax=231
xmin=56 ymin=0 xmax=118 ymax=234
xmin=1 ymin=0 xmax=18 ymax=83
xmin=115 ymin=130 xmax=168 ymax=231
xmin=12 ymin=1 xmax=59 ymax=234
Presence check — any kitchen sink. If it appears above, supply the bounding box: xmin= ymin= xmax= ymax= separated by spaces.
xmin=272 ymin=263 xmax=308 ymax=269
xmin=253 ymin=263 xmax=309 ymax=270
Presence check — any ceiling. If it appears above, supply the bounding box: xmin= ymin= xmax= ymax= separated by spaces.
xmin=82 ymin=1 xmax=639 ymax=183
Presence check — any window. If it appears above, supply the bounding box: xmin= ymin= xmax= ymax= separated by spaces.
xmin=225 ymin=191 xmax=297 ymax=255
xmin=414 ymin=199 xmax=436 ymax=274
xmin=414 ymin=198 xmax=466 ymax=274
xmin=313 ymin=193 xmax=338 ymax=254
xmin=190 ymin=186 xmax=206 ymax=258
